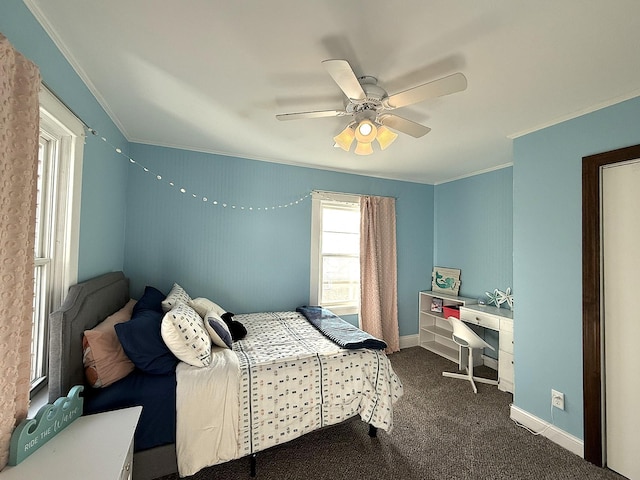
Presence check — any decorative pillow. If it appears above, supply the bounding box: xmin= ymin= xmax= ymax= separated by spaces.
xmin=191 ymin=297 xmax=226 ymax=318
xmin=162 ymin=283 xmax=192 ymax=313
xmin=161 ymin=303 xmax=212 ymax=367
xmin=203 ymin=309 xmax=233 ymax=349
xmin=83 ymin=299 xmax=137 ymax=388
xmin=133 ymin=285 xmax=166 ymax=315
xmin=115 ymin=308 xmax=179 ymax=375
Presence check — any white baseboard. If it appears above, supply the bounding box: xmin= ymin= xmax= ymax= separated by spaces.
xmin=399 ymin=334 xmax=419 ymax=349
xmin=510 ymin=404 xmax=584 ymax=458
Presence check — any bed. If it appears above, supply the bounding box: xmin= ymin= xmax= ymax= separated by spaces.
xmin=48 ymin=271 xmax=403 ymax=479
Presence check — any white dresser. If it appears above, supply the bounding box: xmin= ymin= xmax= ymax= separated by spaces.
xmin=0 ymin=406 xmax=141 ymax=480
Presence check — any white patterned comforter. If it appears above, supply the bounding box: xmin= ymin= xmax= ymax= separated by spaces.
xmin=176 ymin=311 xmax=403 ymax=476
xmin=234 ymin=311 xmax=403 ymax=456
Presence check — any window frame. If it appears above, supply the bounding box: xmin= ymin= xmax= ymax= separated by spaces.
xmin=309 ymin=191 xmax=361 ymax=316
xmin=31 ymin=86 xmax=84 ymax=394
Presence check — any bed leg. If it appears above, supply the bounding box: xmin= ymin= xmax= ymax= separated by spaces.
xmin=250 ymin=453 xmax=257 ymax=477
xmin=368 ymin=424 xmax=377 ymax=437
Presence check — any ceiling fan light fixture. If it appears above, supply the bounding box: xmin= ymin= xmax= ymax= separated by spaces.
xmin=354 ymin=141 xmax=374 ymax=155
xmin=358 ymin=122 xmax=372 ymax=136
xmin=375 ymin=125 xmax=398 ymax=150
xmin=333 ymin=124 xmax=356 ymax=151
xmin=354 ymin=120 xmax=377 ymax=144
xmin=278 ymin=59 xmax=467 ymax=157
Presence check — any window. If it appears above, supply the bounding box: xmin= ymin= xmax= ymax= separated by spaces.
xmin=310 ymin=191 xmax=360 ymax=315
xmin=31 ymin=87 xmax=84 ymax=392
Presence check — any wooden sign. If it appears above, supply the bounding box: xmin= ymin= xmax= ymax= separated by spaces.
xmin=431 ymin=267 xmax=461 ymax=295
xmin=8 ymin=385 xmax=84 ymax=465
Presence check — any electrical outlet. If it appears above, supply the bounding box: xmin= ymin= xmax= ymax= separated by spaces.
xmin=551 ymin=389 xmax=565 ymax=410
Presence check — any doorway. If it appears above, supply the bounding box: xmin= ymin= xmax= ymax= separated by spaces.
xmin=601 ymin=159 xmax=640 ymax=479
xmin=582 ymin=143 xmax=640 ymax=477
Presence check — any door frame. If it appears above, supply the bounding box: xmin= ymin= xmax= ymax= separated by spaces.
xmin=582 ymin=143 xmax=640 ymax=465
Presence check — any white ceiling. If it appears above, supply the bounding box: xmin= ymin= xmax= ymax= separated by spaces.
xmin=25 ymin=0 xmax=640 ymax=184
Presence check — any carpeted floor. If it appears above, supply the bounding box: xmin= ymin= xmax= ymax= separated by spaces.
xmin=157 ymin=347 xmax=625 ymax=480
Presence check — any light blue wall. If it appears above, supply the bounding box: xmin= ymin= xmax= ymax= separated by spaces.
xmin=513 ymin=96 xmax=640 ymax=438
xmin=434 ymin=167 xmax=513 ymax=300
xmin=434 ymin=167 xmax=513 ymax=356
xmin=124 ymin=144 xmax=434 ymax=336
xmin=0 ymin=0 xmax=128 ymax=281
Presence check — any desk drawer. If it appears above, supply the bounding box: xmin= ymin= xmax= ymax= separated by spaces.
xmin=498 ymin=351 xmax=514 ymax=384
xmin=460 ymin=309 xmax=500 ymax=331
xmin=499 ymin=329 xmax=514 ymax=355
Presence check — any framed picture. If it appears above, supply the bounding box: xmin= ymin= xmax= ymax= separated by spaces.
xmin=430 ymin=297 xmax=443 ymax=313
xmin=432 ymin=267 xmax=461 ymax=295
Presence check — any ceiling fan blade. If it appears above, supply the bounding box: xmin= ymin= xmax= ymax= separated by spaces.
xmin=378 ymin=114 xmax=431 ymax=138
xmin=385 ymin=72 xmax=467 ymax=109
xmin=276 ymin=109 xmax=347 ymax=121
xmin=322 ymin=59 xmax=366 ymax=101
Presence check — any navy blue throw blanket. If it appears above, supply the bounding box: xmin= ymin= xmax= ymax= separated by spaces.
xmin=296 ymin=306 xmax=387 ymax=350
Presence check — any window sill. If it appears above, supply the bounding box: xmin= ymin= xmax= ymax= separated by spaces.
xmin=324 ymin=305 xmax=359 ymax=316
xmin=29 ymin=385 xmax=48 ymax=417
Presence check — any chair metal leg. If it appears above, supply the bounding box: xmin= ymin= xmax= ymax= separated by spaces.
xmin=468 ymin=354 xmax=478 ymax=393
xmin=443 ymin=346 xmax=497 ymax=393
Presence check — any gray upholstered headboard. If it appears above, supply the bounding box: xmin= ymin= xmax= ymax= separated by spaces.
xmin=48 ymin=271 xmax=130 ymax=403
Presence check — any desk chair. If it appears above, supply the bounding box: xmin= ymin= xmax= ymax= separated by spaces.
xmin=442 ymin=317 xmax=499 ymax=393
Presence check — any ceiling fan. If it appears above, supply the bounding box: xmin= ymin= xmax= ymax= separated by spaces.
xmin=276 ymin=59 xmax=467 ymax=155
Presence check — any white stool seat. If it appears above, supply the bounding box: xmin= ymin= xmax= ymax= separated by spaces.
xmin=442 ymin=316 xmax=499 ymax=393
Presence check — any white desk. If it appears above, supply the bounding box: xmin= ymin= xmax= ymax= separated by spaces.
xmin=0 ymin=406 xmax=141 ymax=480
xmin=459 ymin=304 xmax=514 ymax=393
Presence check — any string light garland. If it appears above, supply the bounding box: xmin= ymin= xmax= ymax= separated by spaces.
xmin=86 ymin=127 xmax=310 ymax=211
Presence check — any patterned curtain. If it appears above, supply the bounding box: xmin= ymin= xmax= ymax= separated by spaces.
xmin=0 ymin=33 xmax=40 ymax=469
xmin=359 ymin=196 xmax=400 ymax=353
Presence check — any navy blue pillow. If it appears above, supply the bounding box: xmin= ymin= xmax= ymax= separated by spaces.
xmin=133 ymin=286 xmax=166 ymax=315
xmin=115 ymin=308 xmax=178 ymax=375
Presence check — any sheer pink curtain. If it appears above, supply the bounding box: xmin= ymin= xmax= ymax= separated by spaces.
xmin=0 ymin=33 xmax=40 ymax=469
xmin=360 ymin=195 xmax=400 ymax=353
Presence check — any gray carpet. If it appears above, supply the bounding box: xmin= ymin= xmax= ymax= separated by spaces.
xmin=157 ymin=347 xmax=625 ymax=480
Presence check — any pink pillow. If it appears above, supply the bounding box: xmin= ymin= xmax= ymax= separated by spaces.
xmin=83 ymin=299 xmax=137 ymax=387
